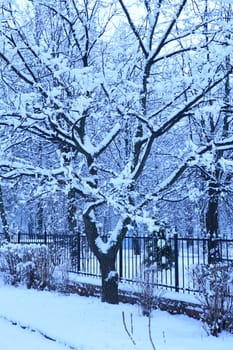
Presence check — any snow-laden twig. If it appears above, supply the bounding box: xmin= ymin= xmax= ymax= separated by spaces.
xmin=148 ymin=315 xmax=156 ymax=350
xmin=122 ymin=311 xmax=136 ymax=346
xmin=122 ymin=311 xmax=156 ymax=350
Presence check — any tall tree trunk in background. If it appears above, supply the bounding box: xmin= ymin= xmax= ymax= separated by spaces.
xmin=0 ymin=185 xmax=10 ymax=242
xmin=68 ymin=188 xmax=77 ymax=234
xmin=37 ymin=199 xmax=44 ymax=235
xmin=206 ymin=183 xmax=220 ymax=263
xmin=204 ymin=1 xmax=232 ymax=264
xmin=37 ymin=141 xmax=44 ymax=235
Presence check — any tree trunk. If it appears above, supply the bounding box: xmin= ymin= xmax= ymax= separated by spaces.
xmin=83 ymin=210 xmax=130 ymax=304
xmin=205 ymin=183 xmax=220 ymax=264
xmin=99 ymin=255 xmax=119 ymax=304
xmin=37 ymin=199 xmax=44 ymax=235
xmin=0 ymin=185 xmax=10 ymax=242
xmin=67 ymin=188 xmax=77 ymax=234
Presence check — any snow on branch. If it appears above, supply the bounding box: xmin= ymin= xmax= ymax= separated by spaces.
xmin=136 ymin=140 xmax=228 ymax=210
xmin=148 ymin=0 xmax=187 ymax=63
xmin=118 ymin=0 xmax=148 ymax=57
xmin=95 ymin=215 xmax=130 ymax=254
xmin=0 ymin=159 xmax=100 ymax=198
xmin=94 ymin=123 xmax=121 ymax=157
xmin=0 ymin=52 xmax=34 ymax=86
xmin=151 ymin=68 xmax=233 ymax=138
xmin=215 ymin=136 xmax=233 ymax=151
xmin=0 ymin=160 xmax=65 ymax=180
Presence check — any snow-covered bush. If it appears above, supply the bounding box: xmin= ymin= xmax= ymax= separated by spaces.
xmin=192 ymin=263 xmax=233 ymax=336
xmin=0 ymin=243 xmax=64 ymax=289
xmin=53 ymin=260 xmax=69 ymax=286
xmin=144 ymin=221 xmax=174 ymax=270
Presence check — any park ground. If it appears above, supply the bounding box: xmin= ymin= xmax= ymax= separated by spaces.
xmin=0 ymin=281 xmax=232 ymax=350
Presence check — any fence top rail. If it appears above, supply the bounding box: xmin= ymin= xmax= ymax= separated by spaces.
xmin=1 ymin=232 xmax=233 ymax=243
xmin=176 ymin=237 xmax=233 ymax=243
xmin=122 ymin=235 xmax=233 ymax=243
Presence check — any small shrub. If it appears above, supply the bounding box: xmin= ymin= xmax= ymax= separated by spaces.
xmin=53 ymin=260 xmax=69 ymax=286
xmin=137 ymin=266 xmax=163 ymax=317
xmin=192 ymin=263 xmax=233 ymax=336
xmin=0 ymin=243 xmax=65 ymax=290
xmin=144 ymin=222 xmax=174 ymax=270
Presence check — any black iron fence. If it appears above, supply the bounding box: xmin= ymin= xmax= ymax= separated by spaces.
xmin=2 ymin=231 xmax=233 ymax=294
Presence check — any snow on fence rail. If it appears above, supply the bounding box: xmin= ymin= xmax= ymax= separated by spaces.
xmin=1 ymin=232 xmax=233 ymax=294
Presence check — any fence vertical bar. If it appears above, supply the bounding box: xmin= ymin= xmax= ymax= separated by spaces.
xmin=119 ymin=240 xmax=123 ymax=279
xmin=174 ymin=233 xmax=179 ymax=292
xmin=17 ymin=231 xmax=21 ymax=244
xmin=44 ymin=230 xmax=47 ymax=244
xmin=77 ymin=232 xmax=81 ymax=272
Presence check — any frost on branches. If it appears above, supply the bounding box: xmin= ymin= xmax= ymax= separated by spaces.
xmin=0 ymin=1 xmax=233 ymax=303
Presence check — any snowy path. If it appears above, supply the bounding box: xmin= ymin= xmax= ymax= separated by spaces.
xmin=0 ymin=312 xmax=82 ymax=349
xmin=0 ymin=317 xmax=68 ymax=350
xmin=0 ymin=284 xmax=232 ymax=350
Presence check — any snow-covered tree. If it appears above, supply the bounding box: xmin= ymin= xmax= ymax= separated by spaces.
xmin=0 ymin=0 xmax=233 ymax=303
xmin=185 ymin=1 xmax=233 ymax=260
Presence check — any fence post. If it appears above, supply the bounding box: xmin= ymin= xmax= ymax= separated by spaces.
xmin=174 ymin=233 xmax=179 ymax=292
xmin=17 ymin=231 xmax=21 ymax=244
xmin=119 ymin=241 xmax=123 ymax=279
xmin=77 ymin=231 xmax=81 ymax=272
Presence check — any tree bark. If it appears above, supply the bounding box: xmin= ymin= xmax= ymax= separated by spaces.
xmin=0 ymin=185 xmax=10 ymax=242
xmin=205 ymin=183 xmax=220 ymax=264
xmin=67 ymin=188 xmax=77 ymax=234
xmin=99 ymin=254 xmax=119 ymax=304
xmin=83 ymin=210 xmax=130 ymax=304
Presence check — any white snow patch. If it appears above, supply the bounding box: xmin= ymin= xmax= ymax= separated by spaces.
xmin=0 ymin=281 xmax=232 ymax=349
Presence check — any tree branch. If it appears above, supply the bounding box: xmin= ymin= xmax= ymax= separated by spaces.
xmin=118 ymin=0 xmax=148 ymax=57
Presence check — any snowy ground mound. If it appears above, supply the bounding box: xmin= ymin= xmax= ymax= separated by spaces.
xmin=0 ymin=282 xmax=232 ymax=350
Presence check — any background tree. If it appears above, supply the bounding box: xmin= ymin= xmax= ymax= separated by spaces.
xmin=0 ymin=184 xmax=9 ymax=241
xmin=186 ymin=1 xmax=233 ymax=261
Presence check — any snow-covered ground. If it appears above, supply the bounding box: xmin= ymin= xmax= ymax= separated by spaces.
xmin=0 ymin=283 xmax=232 ymax=350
